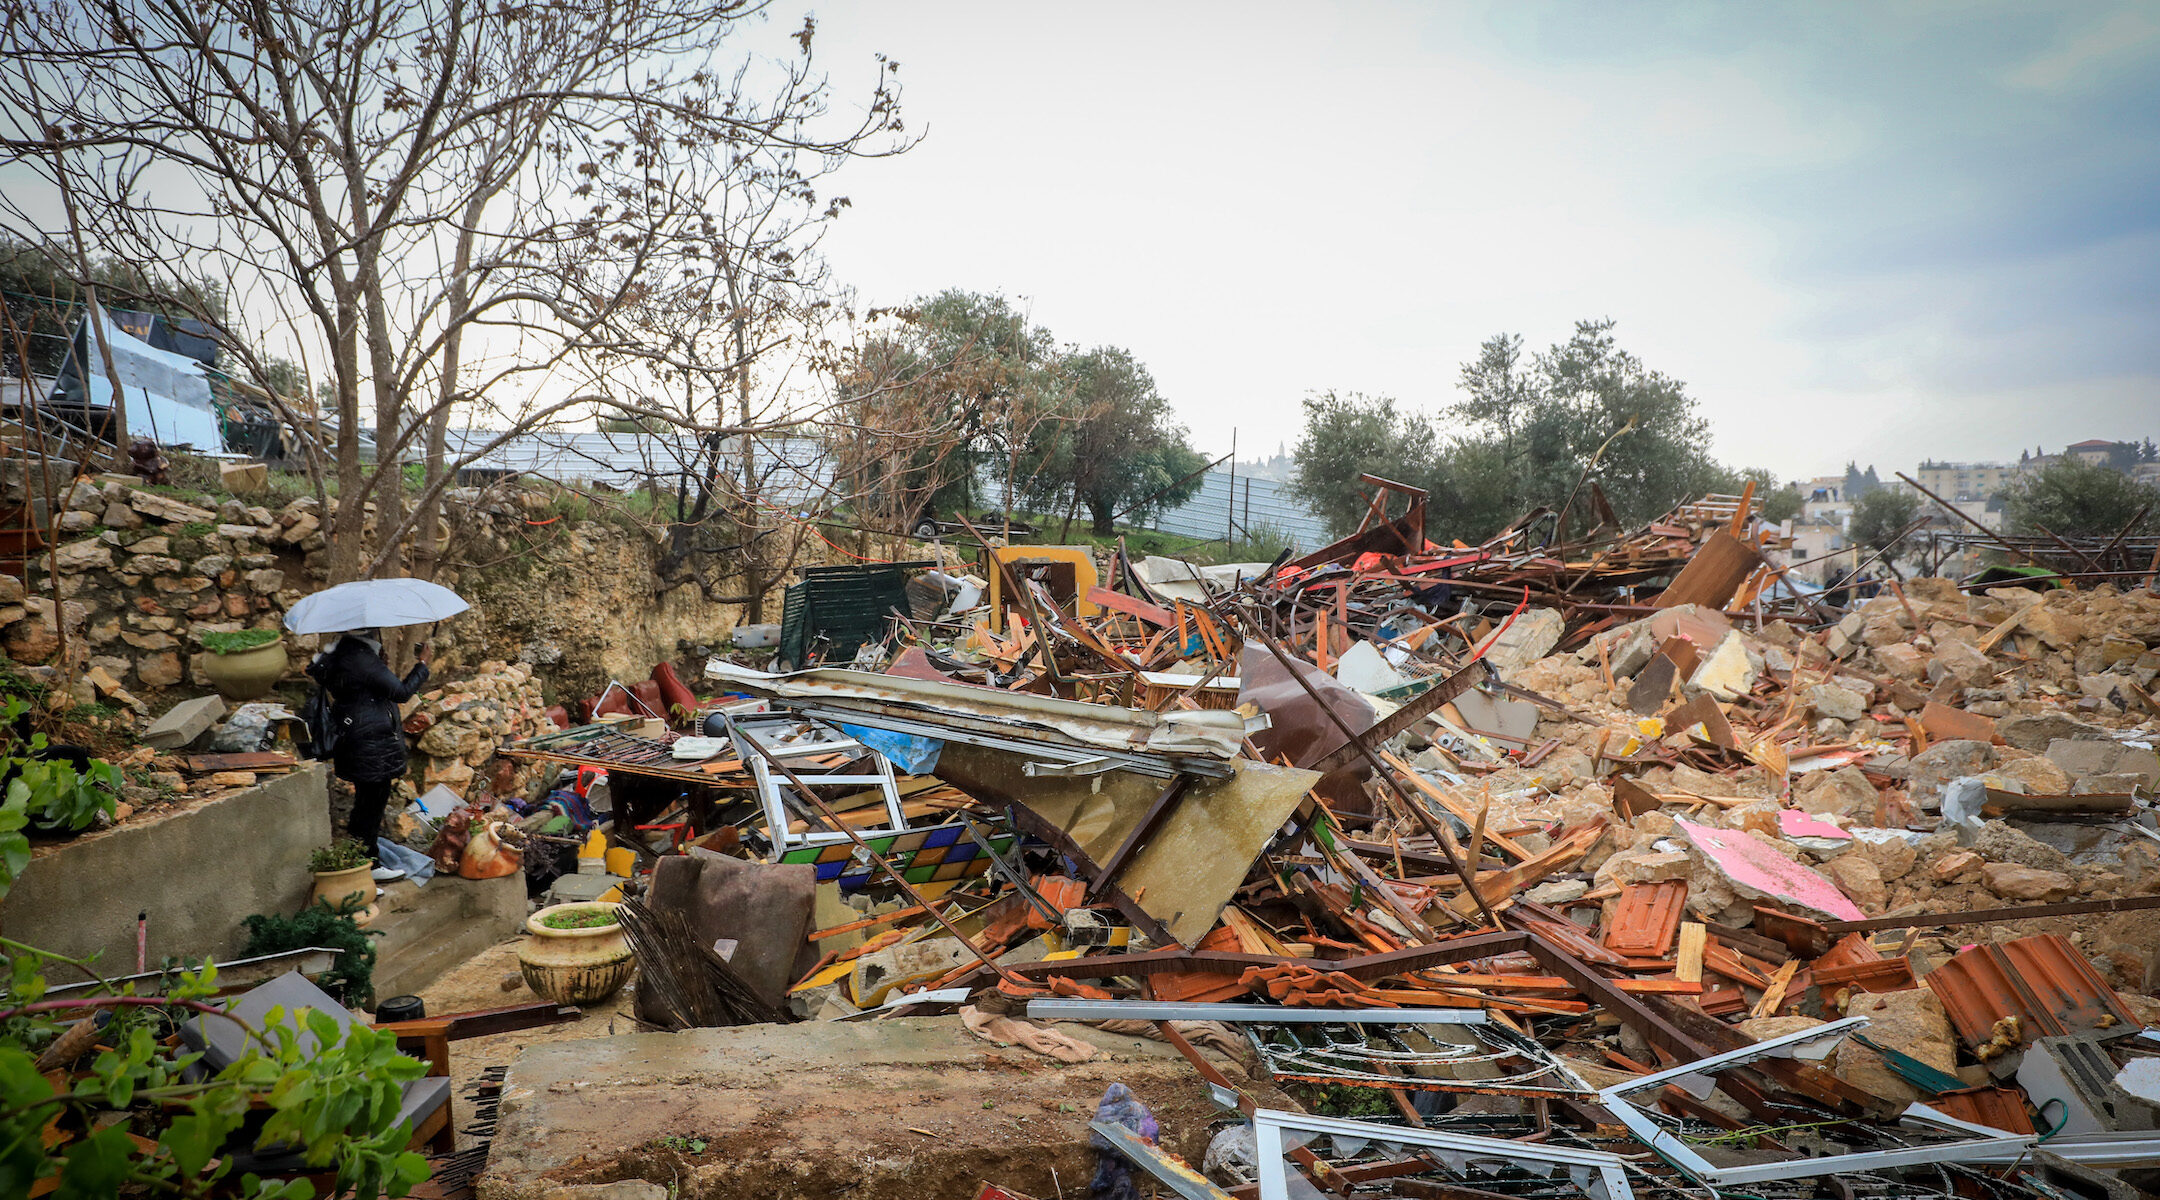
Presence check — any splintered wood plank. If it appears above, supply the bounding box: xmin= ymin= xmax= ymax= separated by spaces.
xmin=1749 ymin=960 xmax=1801 ymax=1018
xmin=1676 ymin=922 xmax=1707 ymax=984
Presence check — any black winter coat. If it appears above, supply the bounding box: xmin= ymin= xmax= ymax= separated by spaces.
xmin=306 ymin=637 xmax=430 ymax=783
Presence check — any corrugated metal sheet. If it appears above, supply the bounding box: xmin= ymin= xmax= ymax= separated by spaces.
xmin=969 ymin=462 xmax=1331 ymax=551
xmin=445 ymin=429 xmax=834 ymax=509
xmin=1139 ymin=470 xmax=1329 ymax=551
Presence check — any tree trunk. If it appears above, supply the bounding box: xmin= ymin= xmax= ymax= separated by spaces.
xmin=1089 ymin=496 xmax=1116 ymax=537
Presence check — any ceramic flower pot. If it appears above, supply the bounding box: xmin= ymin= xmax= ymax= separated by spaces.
xmin=517 ymin=901 xmax=633 ymax=1006
xmin=311 ymin=864 xmax=378 ymax=926
xmin=203 ymin=637 xmax=288 ymax=700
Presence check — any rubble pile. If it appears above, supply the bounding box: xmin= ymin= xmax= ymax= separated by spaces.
xmin=403 ymin=660 xmax=552 ymax=804
xmin=456 ymin=481 xmax=2160 ymax=1200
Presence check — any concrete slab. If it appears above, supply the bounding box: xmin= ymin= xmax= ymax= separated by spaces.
xmin=369 ymin=872 xmax=528 ymax=1002
xmin=479 ymin=1016 xmax=1283 ymax=1200
xmin=0 ymin=766 xmax=327 ymax=970
xmin=143 ymin=694 xmax=227 ymax=749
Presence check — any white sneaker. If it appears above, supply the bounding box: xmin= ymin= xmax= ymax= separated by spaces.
xmin=371 ymin=866 xmax=407 ymax=883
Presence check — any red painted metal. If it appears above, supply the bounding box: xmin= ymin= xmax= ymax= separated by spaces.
xmin=1602 ymin=880 xmax=1688 ymax=958
xmin=1925 ymin=933 xmax=2137 ymax=1049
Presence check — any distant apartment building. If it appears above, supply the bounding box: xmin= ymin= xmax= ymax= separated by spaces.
xmin=1798 ymin=476 xmax=1852 ymax=524
xmin=1913 ymin=459 xmax=2017 ymax=501
xmin=2066 ymin=438 xmax=2122 ymax=466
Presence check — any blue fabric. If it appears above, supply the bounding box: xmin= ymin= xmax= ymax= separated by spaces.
xmin=835 ymin=723 xmax=942 ymax=774
xmin=376 ymin=838 xmax=435 ymax=886
xmin=1088 ymin=1082 xmax=1160 ymax=1200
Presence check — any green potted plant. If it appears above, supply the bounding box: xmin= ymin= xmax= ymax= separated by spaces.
xmin=308 ymin=838 xmax=379 ymax=925
xmin=199 ymin=627 xmax=287 ymax=699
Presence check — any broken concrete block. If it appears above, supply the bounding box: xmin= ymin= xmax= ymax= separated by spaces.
xmin=1838 ymin=987 xmax=1958 ymax=1106
xmin=1482 ymin=606 xmax=1564 ymax=672
xmin=1793 ymin=766 xmax=1879 ymax=820
xmin=2019 ymin=606 xmax=2086 ymax=649
xmin=1907 ymin=739 xmax=1998 ymax=806
xmin=1873 ymin=643 xmax=1927 ymax=680
xmin=143 ymin=695 xmax=227 ymax=749
xmin=2019 ymin=1036 xmax=2157 ymax=1134
xmin=1688 ymin=632 xmax=1756 ymax=700
xmin=1992 ymin=755 xmax=2071 ymax=795
xmin=2047 ymin=739 xmax=2160 ymax=786
xmin=1805 ymin=683 xmax=1868 ymax=723
xmin=1999 ymin=712 xmax=2109 ymax=752
xmin=1930 ymin=850 xmax=1982 ymax=881
xmin=1930 ymin=639 xmax=1996 ymax=687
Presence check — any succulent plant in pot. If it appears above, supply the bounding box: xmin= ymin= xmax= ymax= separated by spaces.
xmin=199 ymin=627 xmax=288 ymax=700
xmin=308 ymin=837 xmax=379 ymax=924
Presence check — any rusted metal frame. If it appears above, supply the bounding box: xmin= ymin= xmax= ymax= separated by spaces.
xmin=996 ymin=797 xmax=1182 ymax=948
xmin=1227 ymin=1157 xmax=1467 ymax=1200
xmin=1004 ymin=930 xmax=1531 ymax=983
xmin=1153 ymin=1022 xmax=1357 ymax=1199
xmin=1338 ymin=838 xmax=1478 ymax=878
xmin=1087 ymin=775 xmax=1191 ymax=902
xmin=1240 ymin=617 xmax=1499 ymax=928
xmin=1894 ymin=473 xmax=2060 ymax=572
xmin=1521 ymin=931 xmax=1711 ymax=1064
xmin=2027 ymin=520 xmax=2110 ymax=574
xmin=738 ymin=733 xmax=1028 ymax=988
xmin=1305 ymin=658 xmax=1490 ymax=775
xmin=1823 ymin=893 xmax=2160 ymax=934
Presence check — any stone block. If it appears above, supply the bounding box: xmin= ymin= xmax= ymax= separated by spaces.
xmin=220 ymin=461 xmax=269 ymax=495
xmin=1982 ymin=863 xmax=2076 ymax=902
xmin=1874 ymin=642 xmax=1926 ymax=680
xmin=51 ymin=540 xmax=112 ymax=572
xmin=143 ymin=695 xmax=227 ymax=749
xmin=1907 ymin=738 xmax=1998 ymax=805
xmin=135 ymin=651 xmax=184 ymax=688
xmin=2048 ymin=739 xmax=2160 ymax=785
xmin=129 ymin=491 xmax=216 ymax=524
xmin=1806 ymin=683 xmax=1868 ymax=722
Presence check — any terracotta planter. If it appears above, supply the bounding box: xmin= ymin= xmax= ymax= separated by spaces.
xmin=518 ymin=902 xmax=633 ymax=1006
xmin=311 ymin=864 xmax=378 ymax=927
xmin=203 ymin=637 xmax=288 ymax=700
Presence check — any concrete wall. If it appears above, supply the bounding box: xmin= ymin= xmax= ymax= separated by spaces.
xmin=0 ymin=765 xmax=330 ymax=972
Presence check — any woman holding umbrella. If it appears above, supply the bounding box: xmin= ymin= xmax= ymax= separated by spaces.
xmin=308 ymin=630 xmax=430 ymax=879
xmin=287 ymin=578 xmax=470 ymax=882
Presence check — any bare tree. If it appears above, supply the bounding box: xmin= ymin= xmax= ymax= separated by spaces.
xmin=0 ymin=0 xmax=907 ymax=585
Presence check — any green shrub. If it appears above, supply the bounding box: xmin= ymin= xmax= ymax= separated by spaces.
xmin=201 ymin=627 xmax=280 ymax=655
xmin=307 ymin=838 xmax=372 ymax=873
xmin=241 ymin=899 xmax=381 ymax=1008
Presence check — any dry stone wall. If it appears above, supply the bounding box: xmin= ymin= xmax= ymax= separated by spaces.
xmin=6 ymin=475 xmax=798 ymax=713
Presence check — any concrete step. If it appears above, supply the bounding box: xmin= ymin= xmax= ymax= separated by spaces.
xmin=367 ymin=874 xmax=526 ymax=1006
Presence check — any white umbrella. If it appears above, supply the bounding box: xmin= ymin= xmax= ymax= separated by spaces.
xmin=283 ymin=578 xmax=470 ymax=635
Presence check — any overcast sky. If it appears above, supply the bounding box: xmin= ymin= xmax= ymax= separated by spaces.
xmin=796 ymin=1 xmax=2160 ymax=482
